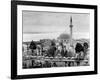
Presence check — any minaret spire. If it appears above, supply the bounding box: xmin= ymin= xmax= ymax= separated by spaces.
xmin=69 ymin=16 xmax=73 ymax=46
xmin=70 ymin=16 xmax=73 ymax=27
xmin=70 ymin=16 xmax=72 ymax=25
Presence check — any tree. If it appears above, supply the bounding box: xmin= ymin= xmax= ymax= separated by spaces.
xmin=75 ymin=43 xmax=84 ymax=53
xmin=83 ymin=42 xmax=89 ymax=57
xmin=83 ymin=42 xmax=88 ymax=50
xmin=29 ymin=40 xmax=36 ymax=53
xmin=51 ymin=41 xmax=55 ymax=46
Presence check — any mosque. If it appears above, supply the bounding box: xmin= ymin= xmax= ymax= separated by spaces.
xmin=57 ymin=16 xmax=73 ymax=46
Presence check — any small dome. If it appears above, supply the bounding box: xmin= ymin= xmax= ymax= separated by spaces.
xmin=57 ymin=33 xmax=70 ymax=40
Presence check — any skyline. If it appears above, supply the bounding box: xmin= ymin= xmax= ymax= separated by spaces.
xmin=23 ymin=32 xmax=89 ymax=42
xmin=23 ymin=10 xmax=90 ymax=41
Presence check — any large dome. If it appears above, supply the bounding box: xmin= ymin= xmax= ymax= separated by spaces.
xmin=57 ymin=33 xmax=70 ymax=40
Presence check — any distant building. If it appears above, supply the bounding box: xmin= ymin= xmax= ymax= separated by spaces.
xmin=57 ymin=33 xmax=70 ymax=43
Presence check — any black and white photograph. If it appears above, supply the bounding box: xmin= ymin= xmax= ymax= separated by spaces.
xmin=22 ymin=11 xmax=90 ymax=69
xmin=11 ymin=1 xmax=97 ymax=79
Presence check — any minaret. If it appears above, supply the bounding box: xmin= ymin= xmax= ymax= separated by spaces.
xmin=69 ymin=16 xmax=73 ymax=46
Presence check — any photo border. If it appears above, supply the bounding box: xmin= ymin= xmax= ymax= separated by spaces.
xmin=11 ymin=0 xmax=98 ymax=79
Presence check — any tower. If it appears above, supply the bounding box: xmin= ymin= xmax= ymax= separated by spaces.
xmin=69 ymin=16 xmax=73 ymax=46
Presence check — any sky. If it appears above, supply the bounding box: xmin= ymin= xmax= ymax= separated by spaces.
xmin=22 ymin=10 xmax=90 ymax=41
